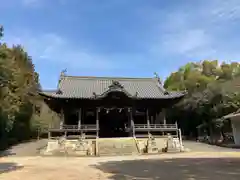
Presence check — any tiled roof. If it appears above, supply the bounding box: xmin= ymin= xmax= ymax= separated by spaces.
xmin=40 ymin=75 xmax=185 ymax=99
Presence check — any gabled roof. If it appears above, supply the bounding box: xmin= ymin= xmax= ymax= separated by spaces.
xmin=40 ymin=75 xmax=185 ymax=99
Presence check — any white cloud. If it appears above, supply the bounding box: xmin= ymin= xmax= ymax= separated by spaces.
xmin=151 ymin=0 xmax=240 ymax=62
xmin=3 ymin=32 xmax=117 ymax=70
xmin=210 ymin=0 xmax=240 ymax=20
xmin=162 ymin=29 xmax=211 ymax=55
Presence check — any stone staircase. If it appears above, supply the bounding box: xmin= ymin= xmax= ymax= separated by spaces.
xmin=167 ymin=137 xmax=183 ymax=152
xmin=98 ymin=137 xmax=139 ymax=156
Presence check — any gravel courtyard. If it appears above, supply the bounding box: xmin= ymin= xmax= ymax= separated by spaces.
xmin=1 ymin=140 xmax=240 ymax=180
xmin=1 ymin=152 xmax=240 ymax=180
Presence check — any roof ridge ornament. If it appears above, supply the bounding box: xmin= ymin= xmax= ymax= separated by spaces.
xmin=109 ymin=80 xmax=124 ymax=90
xmin=93 ymin=80 xmax=134 ymax=99
xmin=56 ymin=69 xmax=67 ymax=95
xmin=60 ymin=69 xmax=67 ymax=78
xmin=93 ymin=92 xmax=97 ymax=98
xmin=154 ymin=72 xmax=162 ymax=85
xmin=56 ymin=89 xmax=63 ymax=94
xmin=164 ymin=91 xmax=169 ymax=95
xmin=154 ymin=72 xmax=170 ymax=95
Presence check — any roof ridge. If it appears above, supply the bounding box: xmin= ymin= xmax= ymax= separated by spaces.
xmin=63 ymin=75 xmax=155 ymax=80
xmin=152 ymin=78 xmax=166 ymax=93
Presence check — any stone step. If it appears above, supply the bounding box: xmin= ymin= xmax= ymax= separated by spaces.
xmin=98 ymin=137 xmax=138 ymax=156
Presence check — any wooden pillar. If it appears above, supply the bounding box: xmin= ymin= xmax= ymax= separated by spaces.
xmin=96 ymin=108 xmax=99 ymax=138
xmin=179 ymin=129 xmax=183 ymax=151
xmin=146 ymin=109 xmax=150 ymax=135
xmin=146 ymin=109 xmax=150 ymax=126
xmin=162 ymin=108 xmax=166 ymax=135
xmin=129 ymin=108 xmax=135 ymax=137
xmin=48 ymin=131 xmax=51 ymax=139
xmin=127 ymin=108 xmax=131 ymax=136
xmin=162 ymin=108 xmax=166 ymax=125
xmin=78 ymin=108 xmax=82 ymax=130
xmin=60 ymin=108 xmax=64 ymax=129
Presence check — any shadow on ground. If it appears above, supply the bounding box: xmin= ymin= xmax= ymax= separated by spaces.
xmin=93 ymin=158 xmax=240 ymax=180
xmin=0 ymin=150 xmax=16 ymax=157
xmin=0 ymin=139 xmax=47 ymax=157
xmin=0 ymin=162 xmax=23 ymax=174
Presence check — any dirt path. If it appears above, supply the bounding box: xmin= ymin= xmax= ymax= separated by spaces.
xmin=0 ymin=139 xmax=47 ymax=157
xmin=1 ymin=140 xmax=240 ymax=179
xmin=1 ymin=139 xmax=239 ymax=157
xmin=183 ymin=140 xmax=240 ymax=152
xmin=1 ymin=152 xmax=240 ymax=180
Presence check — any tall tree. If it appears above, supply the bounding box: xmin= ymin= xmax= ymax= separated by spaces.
xmin=0 ymin=26 xmax=42 ymax=147
xmin=164 ymin=60 xmax=240 ymax=140
xmin=0 ymin=25 xmax=3 ymax=38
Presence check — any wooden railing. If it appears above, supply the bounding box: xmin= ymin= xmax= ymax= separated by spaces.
xmin=80 ymin=124 xmax=98 ymax=130
xmin=134 ymin=124 xmax=178 ymax=130
xmin=62 ymin=125 xmax=78 ymax=129
xmin=49 ymin=123 xmax=177 ymax=132
xmin=50 ymin=124 xmax=98 ymax=131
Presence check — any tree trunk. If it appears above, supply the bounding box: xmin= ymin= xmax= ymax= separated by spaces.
xmin=208 ymin=124 xmax=214 ymax=144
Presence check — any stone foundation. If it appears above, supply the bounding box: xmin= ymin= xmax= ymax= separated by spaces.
xmin=136 ymin=137 xmax=167 ymax=154
xmin=135 ymin=136 xmax=184 ymax=154
xmin=42 ymin=136 xmax=184 ymax=156
xmin=42 ymin=138 xmax=95 ymax=156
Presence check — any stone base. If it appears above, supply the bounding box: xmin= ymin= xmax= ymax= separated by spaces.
xmin=42 ymin=139 xmax=95 ymax=156
xmin=45 ymin=140 xmax=60 ymax=152
xmin=136 ymin=140 xmax=147 ymax=153
xmin=136 ymin=137 xmax=184 ymax=154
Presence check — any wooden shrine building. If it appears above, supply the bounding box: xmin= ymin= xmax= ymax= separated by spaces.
xmin=39 ymin=72 xmax=185 ymax=139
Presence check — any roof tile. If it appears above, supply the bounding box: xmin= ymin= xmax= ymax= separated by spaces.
xmin=41 ymin=76 xmax=184 ymax=99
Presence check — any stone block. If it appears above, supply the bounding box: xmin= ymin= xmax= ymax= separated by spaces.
xmin=46 ymin=140 xmax=59 ymax=152
xmin=137 ymin=140 xmax=146 ymax=153
xmin=75 ymin=150 xmax=87 ymax=156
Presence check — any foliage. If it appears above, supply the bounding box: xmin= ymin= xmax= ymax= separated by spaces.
xmin=164 ymin=60 xmax=240 ymax=140
xmin=0 ymin=25 xmax=3 ymax=38
xmin=31 ymin=101 xmax=61 ymax=135
xmin=0 ymin=27 xmax=44 ymax=149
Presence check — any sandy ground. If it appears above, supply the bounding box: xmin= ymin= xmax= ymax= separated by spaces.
xmin=0 ymin=139 xmax=47 ymax=157
xmin=1 ymin=152 xmax=240 ymax=180
xmin=1 ymin=140 xmax=240 ymax=180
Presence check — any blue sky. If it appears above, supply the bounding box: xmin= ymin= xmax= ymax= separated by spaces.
xmin=1 ymin=0 xmax=240 ymax=89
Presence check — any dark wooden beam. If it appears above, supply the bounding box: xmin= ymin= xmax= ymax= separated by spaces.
xmin=96 ymin=107 xmax=100 ymax=138
xmin=78 ymin=108 xmax=82 ymax=130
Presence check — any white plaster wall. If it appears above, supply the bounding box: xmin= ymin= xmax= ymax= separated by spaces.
xmin=231 ymin=117 xmax=240 ymax=145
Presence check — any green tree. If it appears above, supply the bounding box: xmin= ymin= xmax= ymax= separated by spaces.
xmin=0 ymin=26 xmax=42 ymax=148
xmin=0 ymin=25 xmax=3 ymax=39
xmin=164 ymin=60 xmax=240 ymax=141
